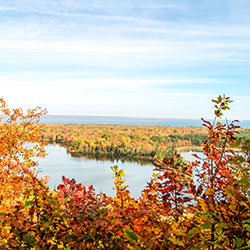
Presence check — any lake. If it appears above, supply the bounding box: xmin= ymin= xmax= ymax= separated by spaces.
xmin=38 ymin=144 xmax=154 ymax=198
xmin=40 ymin=115 xmax=250 ymax=127
xmin=37 ymin=144 xmax=203 ymax=198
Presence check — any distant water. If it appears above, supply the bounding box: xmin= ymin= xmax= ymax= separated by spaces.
xmin=37 ymin=145 xmax=201 ymax=197
xmin=37 ymin=146 xmax=203 ymax=197
xmin=38 ymin=144 xmax=154 ymax=198
xmin=40 ymin=115 xmax=250 ymax=127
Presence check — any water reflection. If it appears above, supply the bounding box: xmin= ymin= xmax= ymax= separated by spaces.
xmin=68 ymin=151 xmax=153 ymax=165
xmin=38 ymin=144 xmax=154 ymax=198
xmin=180 ymin=151 xmax=204 ymax=162
xmin=38 ymin=144 xmax=204 ymax=198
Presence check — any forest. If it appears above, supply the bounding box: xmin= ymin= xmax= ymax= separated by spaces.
xmin=41 ymin=123 xmax=208 ymax=161
xmin=0 ymin=95 xmax=250 ymax=249
xmin=41 ymin=122 xmax=249 ymax=162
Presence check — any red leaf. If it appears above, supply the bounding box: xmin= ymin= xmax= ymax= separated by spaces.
xmin=192 ymin=154 xmax=201 ymax=159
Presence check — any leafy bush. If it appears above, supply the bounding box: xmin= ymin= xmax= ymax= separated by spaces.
xmin=0 ymin=95 xmax=249 ymax=249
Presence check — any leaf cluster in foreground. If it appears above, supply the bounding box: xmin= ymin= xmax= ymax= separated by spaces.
xmin=0 ymin=96 xmax=249 ymax=249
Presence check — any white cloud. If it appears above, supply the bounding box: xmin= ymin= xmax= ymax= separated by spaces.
xmin=0 ymin=0 xmax=249 ymax=119
xmin=0 ymin=37 xmax=249 ymax=72
xmin=0 ymin=76 xmax=226 ymax=118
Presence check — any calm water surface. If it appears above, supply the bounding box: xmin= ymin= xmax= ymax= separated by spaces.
xmin=40 ymin=115 xmax=250 ymax=127
xmin=38 ymin=144 xmax=154 ymax=198
xmin=38 ymin=145 xmax=206 ymax=198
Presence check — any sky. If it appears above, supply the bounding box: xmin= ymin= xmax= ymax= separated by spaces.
xmin=0 ymin=0 xmax=250 ymax=120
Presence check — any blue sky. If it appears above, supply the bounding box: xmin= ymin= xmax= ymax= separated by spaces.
xmin=0 ymin=0 xmax=250 ymax=120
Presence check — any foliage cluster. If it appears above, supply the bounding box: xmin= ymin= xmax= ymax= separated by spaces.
xmin=238 ymin=128 xmax=250 ymax=140
xmin=0 ymin=95 xmax=250 ymax=249
xmin=41 ymin=123 xmax=207 ymax=161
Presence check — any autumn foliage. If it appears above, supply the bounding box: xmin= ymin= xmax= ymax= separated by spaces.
xmin=0 ymin=95 xmax=250 ymax=249
xmin=41 ymin=123 xmax=207 ymax=162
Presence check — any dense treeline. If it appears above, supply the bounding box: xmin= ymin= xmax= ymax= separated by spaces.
xmin=41 ymin=124 xmax=208 ymax=161
xmin=1 ymin=96 xmax=250 ymax=249
xmin=238 ymin=128 xmax=250 ymax=140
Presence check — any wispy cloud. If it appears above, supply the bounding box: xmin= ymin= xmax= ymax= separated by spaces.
xmin=0 ymin=38 xmax=249 ymax=69
xmin=0 ymin=0 xmax=249 ymax=118
xmin=0 ymin=76 xmax=214 ymax=118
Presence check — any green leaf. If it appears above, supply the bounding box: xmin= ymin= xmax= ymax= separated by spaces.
xmin=25 ymin=201 xmax=35 ymax=207
xmin=236 ymin=237 xmax=243 ymax=247
xmin=242 ymin=145 xmax=250 ymax=151
xmin=211 ymin=241 xmax=222 ymax=248
xmin=230 ymin=139 xmax=241 ymax=148
xmin=241 ymin=167 xmax=250 ymax=172
xmin=243 ymin=219 xmax=250 ymax=223
xmin=187 ymin=227 xmax=200 ymax=241
xmin=241 ymin=240 xmax=250 ymax=249
xmin=239 ymin=176 xmax=250 ymax=186
xmin=124 ymin=229 xmax=138 ymax=242
xmin=201 ymin=223 xmax=211 ymax=229
xmin=234 ymin=156 xmax=245 ymax=164
xmin=243 ymin=224 xmax=250 ymax=232
xmin=46 ymin=196 xmax=56 ymax=206
xmin=24 ymin=235 xmax=36 ymax=247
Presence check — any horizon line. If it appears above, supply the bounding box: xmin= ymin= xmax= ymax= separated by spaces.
xmin=42 ymin=114 xmax=250 ymax=122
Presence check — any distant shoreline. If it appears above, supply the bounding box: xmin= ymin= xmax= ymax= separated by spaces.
xmin=42 ymin=114 xmax=204 ymax=121
xmin=40 ymin=115 xmax=250 ymax=127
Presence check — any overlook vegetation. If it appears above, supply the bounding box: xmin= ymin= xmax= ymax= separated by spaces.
xmin=0 ymin=95 xmax=250 ymax=249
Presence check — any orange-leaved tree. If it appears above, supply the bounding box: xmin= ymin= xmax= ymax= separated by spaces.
xmin=0 ymin=98 xmax=70 ymax=249
xmin=139 ymin=95 xmax=250 ymax=249
xmin=0 ymin=95 xmax=250 ymax=249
